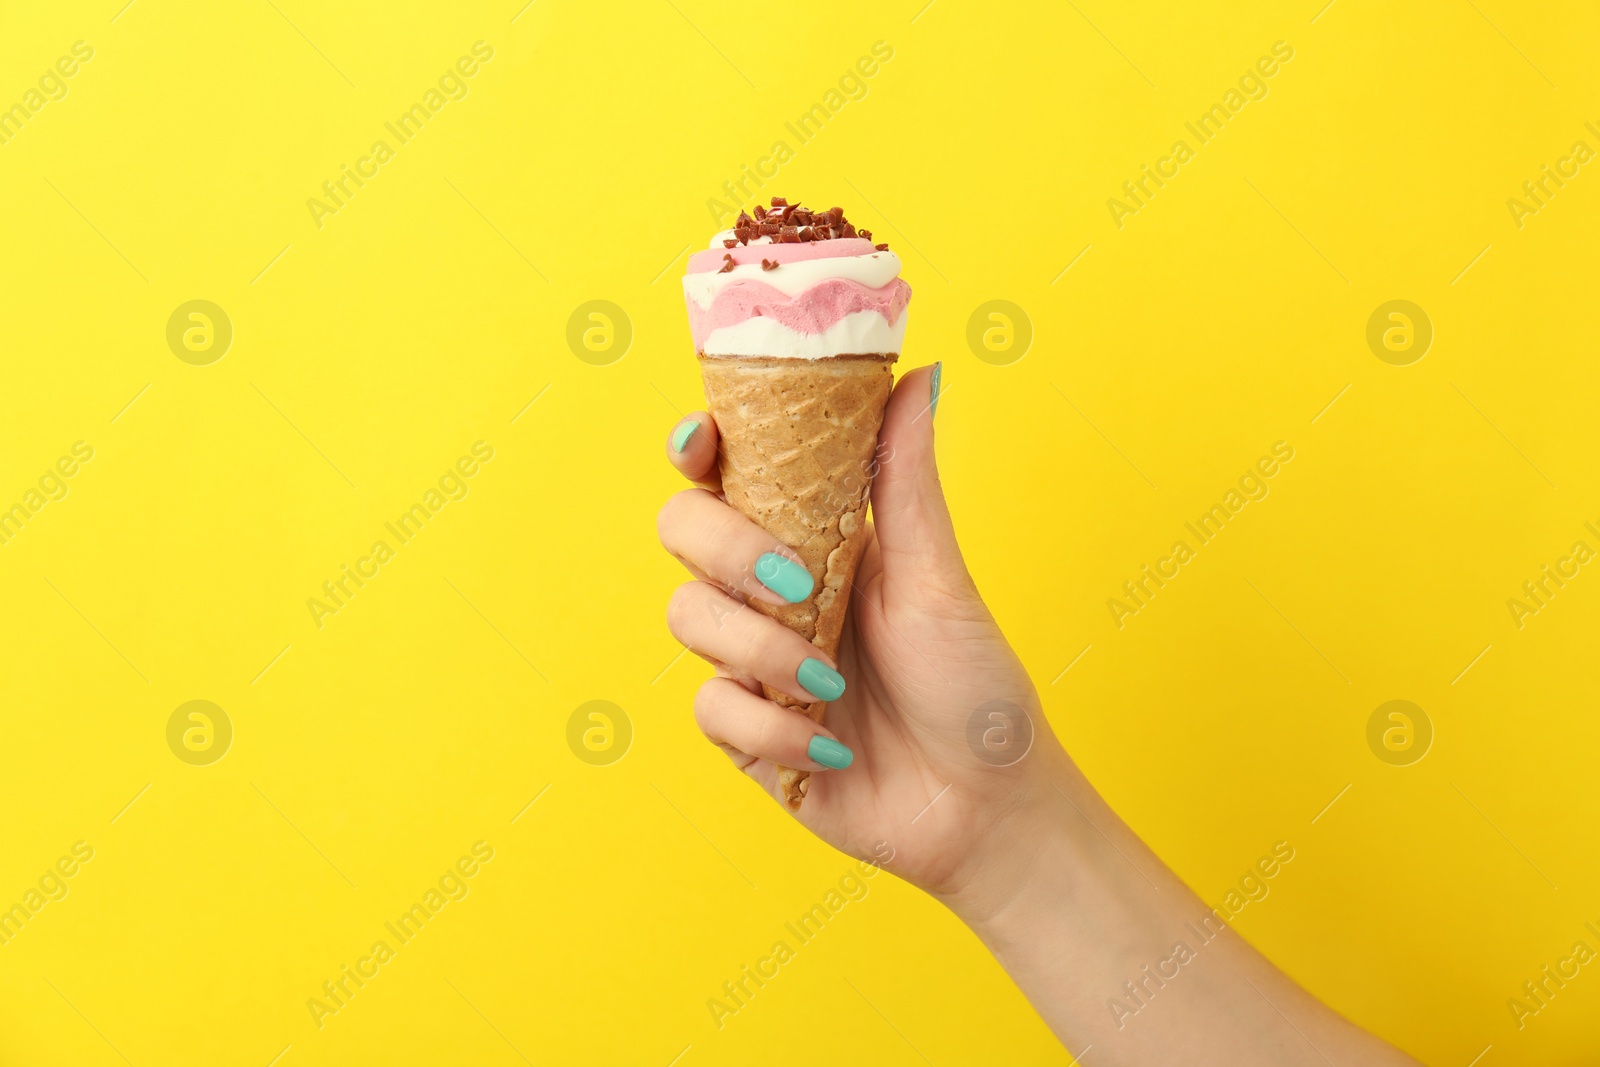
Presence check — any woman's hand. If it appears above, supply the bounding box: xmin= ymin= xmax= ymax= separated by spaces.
xmin=656 ymin=363 xmax=1068 ymax=900
xmin=659 ymin=364 xmax=1423 ymax=1065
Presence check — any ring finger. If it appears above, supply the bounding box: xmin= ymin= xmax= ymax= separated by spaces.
xmin=695 ymin=677 xmax=854 ymax=774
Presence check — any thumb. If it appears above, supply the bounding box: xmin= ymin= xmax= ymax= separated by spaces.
xmin=869 ymin=363 xmax=972 ymax=594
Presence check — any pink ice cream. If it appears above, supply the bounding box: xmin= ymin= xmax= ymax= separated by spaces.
xmin=684 ymin=201 xmax=912 ymax=360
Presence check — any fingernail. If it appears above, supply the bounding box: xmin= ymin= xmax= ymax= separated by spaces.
xmin=754 ymin=552 xmax=813 ymax=604
xmin=930 ymin=362 xmax=943 ymax=418
xmin=671 ymin=419 xmax=700 ymax=453
xmin=808 ymin=735 xmax=854 ymax=770
xmin=797 ymin=658 xmax=846 ymax=701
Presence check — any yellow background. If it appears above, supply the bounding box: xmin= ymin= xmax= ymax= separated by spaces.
xmin=1 ymin=0 xmax=1597 ymax=1063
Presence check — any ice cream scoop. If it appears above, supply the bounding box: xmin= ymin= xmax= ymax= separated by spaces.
xmin=683 ymin=201 xmax=912 ymax=360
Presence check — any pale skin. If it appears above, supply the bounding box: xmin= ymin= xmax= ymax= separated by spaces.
xmin=658 ymin=364 xmax=1421 ymax=1064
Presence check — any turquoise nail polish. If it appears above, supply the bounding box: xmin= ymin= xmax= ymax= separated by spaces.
xmin=808 ymin=735 xmax=854 ymax=770
xmin=797 ymin=658 xmax=846 ymax=701
xmin=754 ymin=552 xmax=813 ymax=604
xmin=671 ymin=419 xmax=700 ymax=453
xmin=930 ymin=361 xmax=943 ymax=418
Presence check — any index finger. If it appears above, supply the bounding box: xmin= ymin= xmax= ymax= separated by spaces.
xmin=665 ymin=411 xmax=721 ymax=492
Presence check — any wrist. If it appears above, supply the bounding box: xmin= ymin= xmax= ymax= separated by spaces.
xmin=930 ymin=748 xmax=1183 ymax=1053
xmin=930 ymin=742 xmax=1088 ymax=930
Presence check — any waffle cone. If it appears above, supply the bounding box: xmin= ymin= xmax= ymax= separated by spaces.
xmin=698 ymin=353 xmax=897 ymax=809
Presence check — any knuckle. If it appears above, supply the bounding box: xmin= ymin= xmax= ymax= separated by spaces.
xmin=656 ymin=487 xmax=709 ymax=543
xmin=655 ymin=499 xmax=677 ymax=543
xmin=705 ymin=593 xmax=741 ymax=632
xmin=748 ymin=712 xmax=789 ymax=758
xmin=665 ymin=581 xmax=705 ymax=637
xmin=705 ymin=499 xmax=758 ymax=555
xmin=731 ymin=620 xmax=768 ymax=670
xmin=693 ymin=678 xmax=728 ymax=730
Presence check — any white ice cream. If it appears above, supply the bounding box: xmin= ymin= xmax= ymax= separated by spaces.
xmin=700 ymin=309 xmax=910 ymax=359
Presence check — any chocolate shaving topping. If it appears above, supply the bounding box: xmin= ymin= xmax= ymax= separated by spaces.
xmin=721 ymin=197 xmax=889 ymax=249
xmin=761 ymin=259 xmax=779 ymax=271
xmin=718 ymin=253 xmax=736 ymax=273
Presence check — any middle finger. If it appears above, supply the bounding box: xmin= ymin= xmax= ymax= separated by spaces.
xmin=666 ymin=581 xmax=846 ymax=705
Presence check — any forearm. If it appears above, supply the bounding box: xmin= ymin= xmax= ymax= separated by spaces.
xmin=940 ymin=752 xmax=1419 ymax=1065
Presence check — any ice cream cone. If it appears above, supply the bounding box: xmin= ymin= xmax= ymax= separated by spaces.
xmin=698 ymin=353 xmax=896 ymax=808
xmin=683 ymin=196 xmax=912 ymax=810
